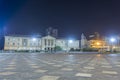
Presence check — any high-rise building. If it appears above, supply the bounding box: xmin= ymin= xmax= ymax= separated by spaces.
xmin=46 ymin=27 xmax=52 ymax=35
xmin=81 ymin=33 xmax=88 ymax=49
xmin=46 ymin=27 xmax=58 ymax=38
xmin=52 ymin=29 xmax=58 ymax=38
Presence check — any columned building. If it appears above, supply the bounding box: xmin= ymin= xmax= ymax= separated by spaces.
xmin=41 ymin=35 xmax=56 ymax=51
xmin=4 ymin=35 xmax=80 ymax=51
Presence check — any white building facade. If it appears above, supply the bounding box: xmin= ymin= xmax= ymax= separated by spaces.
xmin=4 ymin=35 xmax=80 ymax=51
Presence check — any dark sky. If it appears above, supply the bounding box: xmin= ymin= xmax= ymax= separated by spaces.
xmin=1 ymin=0 xmax=120 ymax=39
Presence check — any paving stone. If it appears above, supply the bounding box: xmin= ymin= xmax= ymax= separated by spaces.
xmin=39 ymin=75 xmax=60 ymax=80
xmin=31 ymin=65 xmax=40 ymax=68
xmin=34 ymin=69 xmax=48 ymax=73
xmin=101 ymin=66 xmax=112 ymax=68
xmin=0 ymin=72 xmax=16 ymax=76
xmin=116 ymin=65 xmax=120 ymax=67
xmin=0 ymin=53 xmax=120 ymax=80
xmin=75 ymin=73 xmax=92 ymax=77
xmin=84 ymin=67 xmax=95 ymax=70
xmin=53 ymin=65 xmax=62 ymax=67
xmin=61 ymin=68 xmax=73 ymax=71
xmin=4 ymin=67 xmax=15 ymax=70
xmin=102 ymin=71 xmax=118 ymax=74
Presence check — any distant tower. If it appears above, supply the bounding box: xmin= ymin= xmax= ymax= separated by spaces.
xmin=46 ymin=27 xmax=52 ymax=35
xmin=52 ymin=29 xmax=58 ymax=38
xmin=81 ymin=33 xmax=88 ymax=49
xmin=95 ymin=32 xmax=100 ymax=39
xmin=46 ymin=27 xmax=58 ymax=38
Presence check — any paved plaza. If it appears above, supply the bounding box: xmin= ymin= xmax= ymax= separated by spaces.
xmin=0 ymin=53 xmax=120 ymax=80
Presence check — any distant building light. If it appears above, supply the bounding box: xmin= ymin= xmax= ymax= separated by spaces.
xmin=69 ymin=40 xmax=73 ymax=43
xmin=110 ymin=38 xmax=116 ymax=42
xmin=32 ymin=38 xmax=36 ymax=41
xmin=96 ymin=42 xmax=100 ymax=45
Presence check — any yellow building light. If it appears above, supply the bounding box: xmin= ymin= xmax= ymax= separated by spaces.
xmin=89 ymin=40 xmax=106 ymax=49
xmin=96 ymin=42 xmax=100 ymax=45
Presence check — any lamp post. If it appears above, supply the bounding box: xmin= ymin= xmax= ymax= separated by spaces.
xmin=54 ymin=39 xmax=56 ymax=53
xmin=96 ymin=42 xmax=101 ymax=53
xmin=32 ymin=38 xmax=36 ymax=52
xmin=96 ymin=41 xmax=104 ymax=53
xmin=110 ymin=38 xmax=116 ymax=53
xmin=67 ymin=40 xmax=73 ymax=53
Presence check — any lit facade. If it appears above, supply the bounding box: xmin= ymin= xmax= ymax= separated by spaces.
xmin=89 ymin=40 xmax=109 ymax=50
xmin=4 ymin=35 xmax=80 ymax=51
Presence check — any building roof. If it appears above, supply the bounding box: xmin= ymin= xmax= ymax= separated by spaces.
xmin=5 ymin=34 xmax=41 ymax=38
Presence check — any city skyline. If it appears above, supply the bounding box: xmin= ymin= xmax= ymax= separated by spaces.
xmin=1 ymin=1 xmax=120 ymax=80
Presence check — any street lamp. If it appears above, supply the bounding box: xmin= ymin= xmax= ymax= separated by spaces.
xmin=32 ymin=38 xmax=37 ymax=52
xmin=110 ymin=38 xmax=116 ymax=42
xmin=69 ymin=40 xmax=73 ymax=43
xmin=110 ymin=38 xmax=116 ymax=53
xmin=96 ymin=42 xmax=101 ymax=53
xmin=96 ymin=42 xmax=100 ymax=46
xmin=67 ymin=40 xmax=73 ymax=53
xmin=96 ymin=41 xmax=104 ymax=53
xmin=32 ymin=38 xmax=36 ymax=41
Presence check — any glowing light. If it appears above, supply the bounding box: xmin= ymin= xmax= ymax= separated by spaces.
xmin=32 ymin=38 xmax=36 ymax=41
xmin=96 ymin=42 xmax=100 ymax=45
xmin=113 ymin=46 xmax=116 ymax=49
xmin=109 ymin=54 xmax=117 ymax=57
xmin=110 ymin=38 xmax=116 ymax=42
xmin=69 ymin=40 xmax=73 ymax=43
xmin=97 ymin=54 xmax=101 ymax=57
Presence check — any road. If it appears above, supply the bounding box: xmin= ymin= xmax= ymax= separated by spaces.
xmin=0 ymin=53 xmax=120 ymax=80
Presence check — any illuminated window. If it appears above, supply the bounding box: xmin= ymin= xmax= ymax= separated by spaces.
xmin=48 ymin=39 xmax=50 ymax=46
xmin=30 ymin=43 xmax=32 ymax=46
xmin=13 ymin=38 xmax=15 ymax=41
xmin=8 ymin=38 xmax=10 ymax=41
xmin=38 ymin=42 xmax=41 ymax=46
xmin=45 ymin=39 xmax=47 ymax=46
xmin=13 ymin=43 xmax=15 ymax=46
xmin=51 ymin=40 xmax=54 ymax=46
xmin=22 ymin=39 xmax=27 ymax=46
xmin=34 ymin=43 xmax=36 ymax=46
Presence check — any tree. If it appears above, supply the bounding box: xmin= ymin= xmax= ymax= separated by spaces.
xmin=70 ymin=48 xmax=75 ymax=51
xmin=82 ymin=48 xmax=98 ymax=52
xmin=54 ymin=46 xmax=62 ymax=51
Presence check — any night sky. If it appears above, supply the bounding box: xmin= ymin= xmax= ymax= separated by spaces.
xmin=1 ymin=0 xmax=120 ymax=39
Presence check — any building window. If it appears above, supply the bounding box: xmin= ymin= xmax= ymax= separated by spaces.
xmin=30 ymin=43 xmax=32 ymax=46
xmin=13 ymin=43 xmax=15 ymax=46
xmin=48 ymin=39 xmax=50 ymax=46
xmin=34 ymin=43 xmax=36 ymax=46
xmin=38 ymin=42 xmax=41 ymax=46
xmin=18 ymin=38 xmax=20 ymax=41
xmin=13 ymin=38 xmax=15 ymax=41
xmin=22 ymin=39 xmax=28 ymax=46
xmin=45 ymin=39 xmax=47 ymax=46
xmin=51 ymin=40 xmax=54 ymax=46
xmin=8 ymin=38 xmax=10 ymax=41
